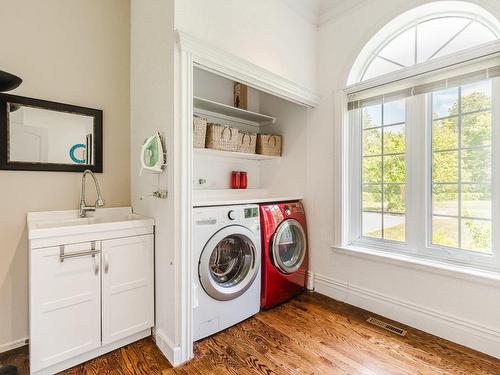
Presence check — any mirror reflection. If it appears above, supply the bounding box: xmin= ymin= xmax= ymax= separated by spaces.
xmin=8 ymin=104 xmax=94 ymax=165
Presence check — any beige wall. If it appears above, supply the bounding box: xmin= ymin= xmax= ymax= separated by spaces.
xmin=0 ymin=0 xmax=130 ymax=350
xmin=130 ymin=0 xmax=176 ymax=362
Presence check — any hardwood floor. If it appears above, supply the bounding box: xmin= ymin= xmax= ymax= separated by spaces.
xmin=2 ymin=292 xmax=499 ymax=374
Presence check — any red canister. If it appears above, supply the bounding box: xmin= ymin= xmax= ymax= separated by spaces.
xmin=239 ymin=171 xmax=248 ymax=189
xmin=231 ymin=171 xmax=240 ymax=189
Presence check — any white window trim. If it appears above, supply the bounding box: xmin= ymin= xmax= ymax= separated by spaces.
xmin=345 ymin=80 xmax=500 ymax=272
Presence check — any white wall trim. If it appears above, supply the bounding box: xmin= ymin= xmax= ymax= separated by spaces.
xmin=176 ymin=30 xmax=319 ymax=108
xmin=153 ymin=328 xmax=182 ymax=366
xmin=174 ymin=45 xmax=194 ymax=366
xmin=306 ymin=270 xmax=315 ymax=290
xmin=0 ymin=337 xmax=27 ymax=354
xmin=332 ymin=245 xmax=500 ymax=287
xmin=313 ymin=272 xmax=500 ymax=359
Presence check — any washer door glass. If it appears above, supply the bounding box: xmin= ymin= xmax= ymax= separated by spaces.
xmin=209 ymin=235 xmax=253 ymax=287
xmin=199 ymin=226 xmax=260 ymax=301
xmin=272 ymin=219 xmax=306 ymax=274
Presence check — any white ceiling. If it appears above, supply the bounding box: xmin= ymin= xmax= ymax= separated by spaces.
xmin=282 ymin=0 xmax=367 ymax=26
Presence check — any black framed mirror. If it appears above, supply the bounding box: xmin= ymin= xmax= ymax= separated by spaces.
xmin=0 ymin=94 xmax=102 ymax=172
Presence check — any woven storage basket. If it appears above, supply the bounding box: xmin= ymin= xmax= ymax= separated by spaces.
xmin=256 ymin=134 xmax=282 ymax=156
xmin=205 ymin=123 xmax=239 ymax=152
xmin=237 ymin=132 xmax=257 ymax=154
xmin=193 ymin=116 xmax=207 ymax=148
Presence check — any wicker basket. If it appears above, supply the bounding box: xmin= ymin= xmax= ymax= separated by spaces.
xmin=256 ymin=134 xmax=282 ymax=156
xmin=237 ymin=132 xmax=257 ymax=154
xmin=193 ymin=116 xmax=207 ymax=148
xmin=205 ymin=123 xmax=239 ymax=152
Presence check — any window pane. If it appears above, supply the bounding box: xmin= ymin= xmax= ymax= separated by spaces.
xmin=362 ymin=105 xmax=382 ymax=128
xmin=363 ymin=57 xmax=402 ymax=81
xmin=384 ymin=184 xmax=405 ymax=213
xmin=461 ymin=81 xmax=491 ymax=113
xmin=432 ymin=216 xmax=458 ymax=248
xmin=432 ymin=88 xmax=459 ymax=119
xmin=383 ymin=100 xmax=405 ymax=125
xmin=363 ymin=156 xmax=382 ymax=183
xmin=432 ymin=117 xmax=458 ymax=150
xmin=461 ymin=148 xmax=491 ymax=183
xmin=378 ymin=28 xmax=415 ymax=67
xmin=432 ymin=184 xmax=458 ymax=216
xmin=362 ymin=184 xmax=382 ymax=212
xmin=461 ymin=219 xmax=492 ymax=253
xmin=383 ymin=214 xmax=405 ymax=242
xmin=363 ymin=212 xmax=382 ymax=239
xmin=383 ymin=155 xmax=405 ymax=183
xmin=432 ymin=151 xmax=458 ymax=183
xmin=433 ymin=22 xmax=497 ymax=60
xmin=462 ymin=184 xmax=491 ymax=219
xmin=363 ymin=128 xmax=382 ymax=155
xmin=461 ymin=111 xmax=491 ymax=147
xmin=417 ymin=17 xmax=470 ymax=63
xmin=383 ymin=124 xmax=405 ymax=154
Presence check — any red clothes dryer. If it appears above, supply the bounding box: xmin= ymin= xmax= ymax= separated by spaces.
xmin=260 ymin=201 xmax=308 ymax=309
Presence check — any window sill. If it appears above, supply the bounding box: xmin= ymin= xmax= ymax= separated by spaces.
xmin=331 ymin=244 xmax=500 ymax=286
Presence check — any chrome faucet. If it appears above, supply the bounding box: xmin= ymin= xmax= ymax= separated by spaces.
xmin=79 ymin=170 xmax=105 ymax=217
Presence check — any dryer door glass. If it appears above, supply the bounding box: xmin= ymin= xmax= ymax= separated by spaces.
xmin=272 ymin=219 xmax=306 ymax=274
xmin=199 ymin=226 xmax=260 ymax=301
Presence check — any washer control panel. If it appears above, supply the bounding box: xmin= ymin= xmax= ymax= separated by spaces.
xmin=227 ymin=210 xmax=236 ymax=220
xmin=194 ymin=205 xmax=260 ymax=227
xmin=220 ymin=205 xmax=260 ymax=226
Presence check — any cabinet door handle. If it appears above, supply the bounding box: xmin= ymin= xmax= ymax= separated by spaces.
xmin=104 ymin=253 xmax=109 ymax=273
xmin=59 ymin=242 xmax=99 ymax=262
xmin=93 ymin=256 xmax=99 ymax=275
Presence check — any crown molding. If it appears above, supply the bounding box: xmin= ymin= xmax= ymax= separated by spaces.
xmin=318 ymin=0 xmax=369 ymax=26
xmin=281 ymin=0 xmax=320 ymax=27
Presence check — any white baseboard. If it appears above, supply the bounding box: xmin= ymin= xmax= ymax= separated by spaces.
xmin=153 ymin=328 xmax=182 ymax=367
xmin=314 ymin=273 xmax=500 ymax=359
xmin=0 ymin=337 xmax=28 ymax=354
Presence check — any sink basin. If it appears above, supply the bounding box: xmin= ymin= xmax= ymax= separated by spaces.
xmin=28 ymin=207 xmax=154 ymax=240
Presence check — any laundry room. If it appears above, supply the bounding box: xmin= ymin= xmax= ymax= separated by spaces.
xmin=2 ymin=1 xmax=500 ymax=374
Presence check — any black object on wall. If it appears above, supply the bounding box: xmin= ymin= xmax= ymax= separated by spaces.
xmin=0 ymin=94 xmax=103 ymax=173
xmin=0 ymin=70 xmax=22 ymax=92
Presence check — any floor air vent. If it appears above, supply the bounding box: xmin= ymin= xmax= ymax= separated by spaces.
xmin=367 ymin=317 xmax=407 ymax=336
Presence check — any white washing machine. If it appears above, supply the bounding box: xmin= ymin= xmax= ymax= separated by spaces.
xmin=193 ymin=204 xmax=261 ymax=341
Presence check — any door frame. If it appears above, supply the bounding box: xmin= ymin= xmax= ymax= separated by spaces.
xmin=175 ymin=30 xmax=319 ymax=365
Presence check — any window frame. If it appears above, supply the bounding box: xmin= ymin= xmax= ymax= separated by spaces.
xmin=360 ymin=14 xmax=499 ymax=82
xmin=347 ymin=79 xmax=500 ymax=271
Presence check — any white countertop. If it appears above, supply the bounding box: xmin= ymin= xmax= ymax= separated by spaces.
xmin=28 ymin=207 xmax=154 ymax=241
xmin=193 ymin=189 xmax=302 ymax=207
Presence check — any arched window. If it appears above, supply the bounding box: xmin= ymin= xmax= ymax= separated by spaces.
xmin=349 ymin=2 xmax=500 ymax=83
xmin=346 ymin=2 xmax=500 ymax=270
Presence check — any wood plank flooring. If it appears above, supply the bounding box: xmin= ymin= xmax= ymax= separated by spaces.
xmin=2 ymin=292 xmax=499 ymax=374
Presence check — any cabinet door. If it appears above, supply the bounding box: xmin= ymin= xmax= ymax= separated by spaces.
xmin=101 ymin=235 xmax=154 ymax=345
xmin=30 ymin=242 xmax=101 ymax=372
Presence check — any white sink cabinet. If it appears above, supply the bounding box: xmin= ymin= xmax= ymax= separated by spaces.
xmin=28 ymin=207 xmax=154 ymax=375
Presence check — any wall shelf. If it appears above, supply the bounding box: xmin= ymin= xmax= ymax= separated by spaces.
xmin=194 ymin=147 xmax=280 ymax=161
xmin=193 ymin=188 xmax=302 ymax=207
xmin=193 ymin=96 xmax=276 ymax=127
